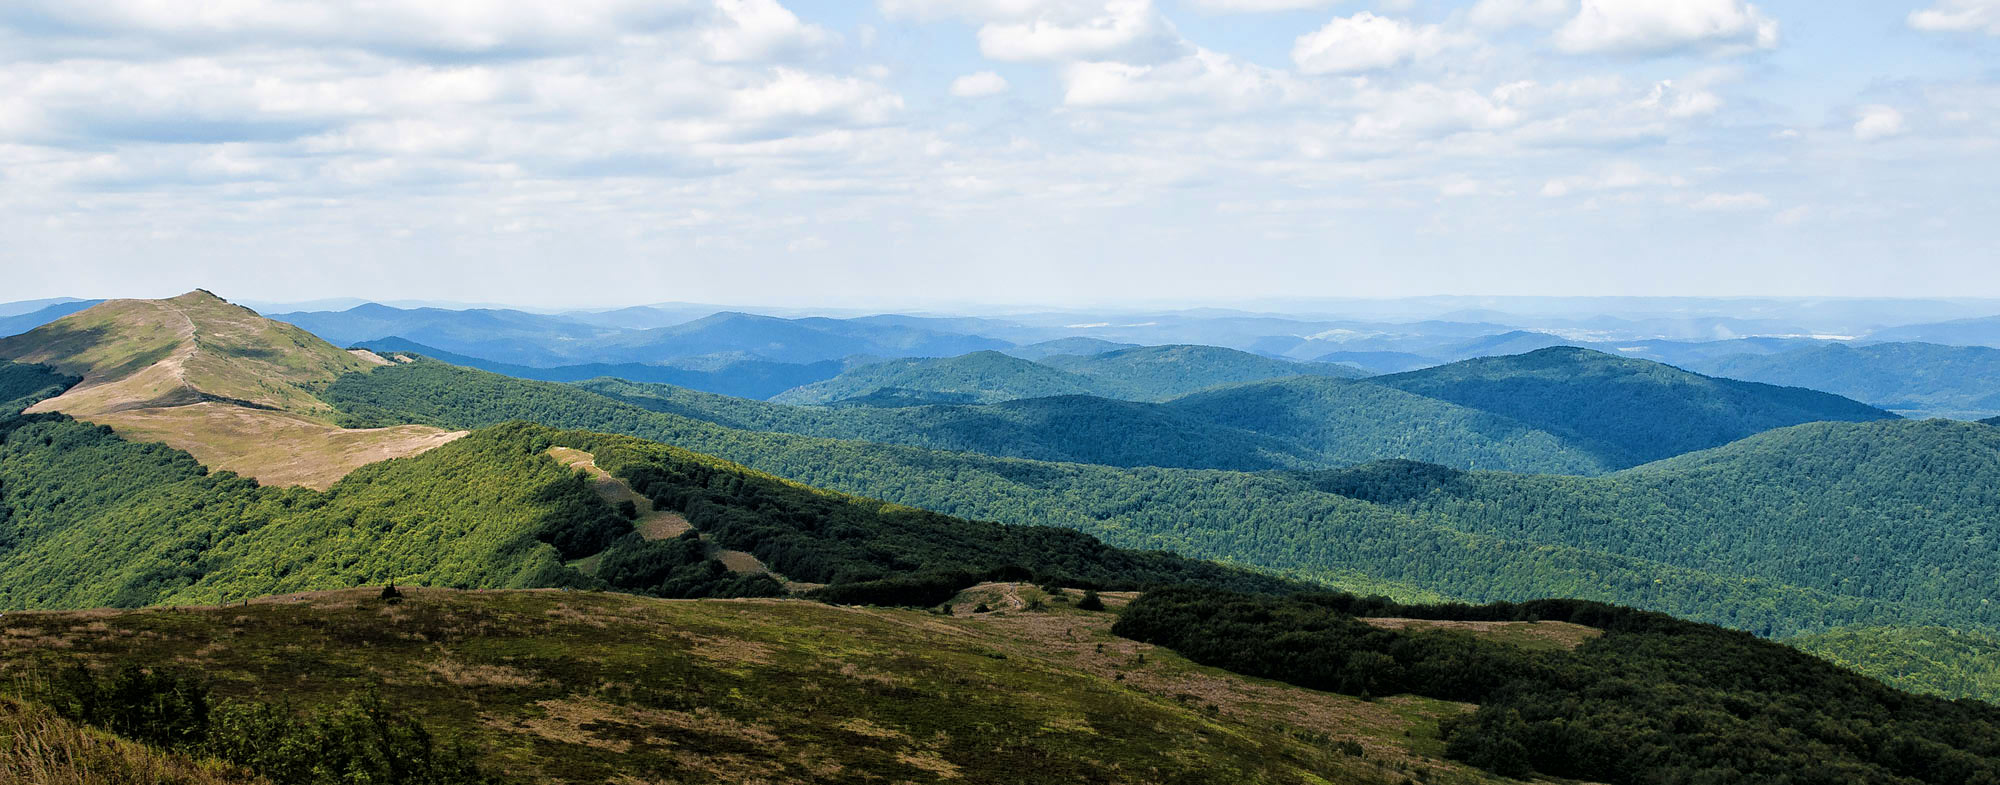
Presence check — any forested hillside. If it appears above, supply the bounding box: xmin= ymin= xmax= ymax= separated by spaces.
xmin=1039 ymin=344 xmax=1367 ymax=400
xmin=0 ymin=369 xmax=1294 ymax=609
xmin=357 ymin=336 xmax=845 ymax=399
xmin=1117 ymin=588 xmax=2000 ymax=785
xmin=323 ymin=360 xmax=1991 ymax=635
xmin=585 ymin=377 xmax=1322 ymax=471
xmin=1687 ymin=341 xmax=2000 ymax=418
xmin=1369 ymin=347 xmax=1896 ymax=466
xmin=1304 ymin=418 xmax=2000 ymax=631
xmin=1789 ymin=626 xmax=2000 ymax=704
xmin=773 ymin=351 xmax=1101 ymax=405
xmin=1161 ymin=376 xmax=1608 ymax=474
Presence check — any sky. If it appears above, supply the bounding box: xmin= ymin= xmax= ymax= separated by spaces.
xmin=1 ymin=0 xmax=1996 ymax=308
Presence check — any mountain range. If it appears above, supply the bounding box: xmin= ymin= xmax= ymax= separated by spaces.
xmin=5 ymin=291 xmax=2000 ymax=784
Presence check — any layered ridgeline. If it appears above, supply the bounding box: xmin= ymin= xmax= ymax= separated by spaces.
xmin=773 ymin=345 xmax=1366 ymax=406
xmin=1685 ymin=341 xmax=2000 ymax=419
xmin=0 ymin=291 xmax=463 ymax=489
xmin=1368 ymin=347 xmax=1897 ymax=467
xmin=355 ymin=335 xmax=847 ymax=400
xmin=612 ymin=346 xmax=1889 ymax=476
xmin=326 ymin=358 xmax=1999 ymax=636
xmin=588 ymin=374 xmax=1606 ymax=474
xmin=0 ymin=361 xmax=1292 ymax=610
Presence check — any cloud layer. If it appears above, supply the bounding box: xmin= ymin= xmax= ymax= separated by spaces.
xmin=2 ymin=0 xmax=1994 ymax=304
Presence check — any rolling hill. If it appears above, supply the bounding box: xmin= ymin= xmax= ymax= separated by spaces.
xmin=776 ymin=344 xmax=1368 ymax=407
xmin=0 ymin=298 xmax=103 ymax=338
xmin=1687 ymin=341 xmax=2000 ymax=419
xmin=1866 ymin=314 xmax=2000 ymax=347
xmin=0 ymin=291 xmax=461 ymax=488
xmin=326 ymin=359 xmax=2000 ymax=636
xmin=1162 ymin=376 xmax=1610 ymax=474
xmin=1368 ymin=346 xmax=1897 ymax=467
xmin=355 ymin=336 xmax=845 ymax=400
xmin=771 ymin=351 xmax=1101 ymax=405
xmin=1040 ymin=344 xmax=1369 ymax=400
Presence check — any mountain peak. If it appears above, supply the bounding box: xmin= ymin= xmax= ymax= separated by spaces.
xmin=0 ymin=292 xmax=462 ymax=488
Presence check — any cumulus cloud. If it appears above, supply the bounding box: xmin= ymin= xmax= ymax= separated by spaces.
xmin=1468 ymin=0 xmax=1574 ymax=29
xmin=1183 ymin=0 xmax=1342 ymax=11
xmin=1554 ymin=0 xmax=1778 ymax=56
xmin=1062 ymin=47 xmax=1297 ymax=108
xmin=950 ymin=71 xmax=1011 ymax=97
xmin=1292 ymin=13 xmax=1459 ymax=74
xmin=1541 ymin=163 xmax=1686 ymax=197
xmin=1909 ymin=0 xmax=2000 ymax=34
xmin=1853 ymin=105 xmax=1906 ymax=141
xmin=1690 ymin=192 xmax=1769 ymax=210
xmin=975 ymin=0 xmax=1184 ymax=62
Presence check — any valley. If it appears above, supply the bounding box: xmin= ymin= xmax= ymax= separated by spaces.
xmin=4 ymin=292 xmax=2000 ymax=784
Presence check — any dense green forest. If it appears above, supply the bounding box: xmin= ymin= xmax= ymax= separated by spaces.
xmin=1038 ymin=344 xmax=1367 ymax=399
xmin=0 ymin=369 xmax=1296 ymax=609
xmin=584 ymin=376 xmax=1323 ymax=471
xmin=1370 ymin=347 xmax=1896 ymax=466
xmin=1303 ymin=418 xmax=2000 ymax=628
xmin=1116 ymin=587 xmax=2000 ymax=784
xmin=323 ymin=360 xmax=1989 ymax=635
xmin=587 ymin=374 xmax=1610 ymax=474
xmin=357 ymin=336 xmax=845 ymax=399
xmin=568 ymin=429 xmax=1302 ymax=603
xmin=1688 ymin=341 xmax=2000 ymax=419
xmin=770 ymin=344 xmax=1364 ymax=406
xmin=602 ymin=346 xmax=1894 ymax=476
xmin=0 ymin=361 xmax=77 ymax=414
xmin=1789 ymin=626 xmax=2000 ymax=704
xmin=771 ymin=351 xmax=1104 ymax=405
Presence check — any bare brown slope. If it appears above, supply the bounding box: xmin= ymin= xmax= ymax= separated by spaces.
xmin=0 ymin=290 xmax=462 ymax=489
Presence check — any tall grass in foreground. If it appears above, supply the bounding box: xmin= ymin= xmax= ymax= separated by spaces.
xmin=0 ymin=695 xmax=260 ymax=785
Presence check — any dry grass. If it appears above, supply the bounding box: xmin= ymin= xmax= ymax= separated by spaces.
xmin=1363 ymin=618 xmax=1604 ymax=652
xmin=0 ymin=696 xmax=263 ymax=785
xmin=84 ymin=403 xmax=466 ymax=490
xmin=2 ymin=292 xmax=465 ymax=490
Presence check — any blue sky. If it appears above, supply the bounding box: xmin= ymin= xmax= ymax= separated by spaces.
xmin=1 ymin=0 xmax=1995 ymax=307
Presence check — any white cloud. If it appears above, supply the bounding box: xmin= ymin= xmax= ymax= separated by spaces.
xmin=701 ymin=0 xmax=835 ymax=61
xmin=974 ymin=0 xmax=1183 ymax=62
xmin=1853 ymin=105 xmax=1906 ymax=141
xmin=1909 ymin=0 xmax=2000 ymax=34
xmin=1348 ymin=83 xmax=1520 ymax=138
xmin=1292 ymin=13 xmax=1458 ymax=74
xmin=950 ymin=70 xmax=1011 ymax=97
xmin=1468 ymin=0 xmax=1573 ymax=29
xmin=1061 ymin=47 xmax=1297 ymax=108
xmin=1554 ymin=0 xmax=1778 ymax=56
xmin=1184 ymin=0 xmax=1342 ymax=11
xmin=1690 ymin=192 xmax=1768 ymax=210
xmin=1541 ymin=163 xmax=1686 ymax=197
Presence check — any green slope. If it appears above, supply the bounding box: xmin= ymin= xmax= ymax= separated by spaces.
xmin=1305 ymin=418 xmax=2000 ymax=634
xmin=0 ymin=588 xmax=1503 ymax=785
xmin=0 ymin=370 xmax=1294 ymax=610
xmin=323 ymin=360 xmax=1982 ymax=635
xmin=772 ymin=351 xmax=1100 ymax=405
xmin=1690 ymin=341 xmax=2000 ymax=419
xmin=1162 ymin=376 xmax=1612 ymax=474
xmin=1369 ymin=346 xmax=1898 ymax=468
xmin=1788 ymin=625 xmax=2000 ymax=704
xmin=584 ymin=376 xmax=1320 ymax=471
xmin=1042 ymin=344 xmax=1368 ymax=400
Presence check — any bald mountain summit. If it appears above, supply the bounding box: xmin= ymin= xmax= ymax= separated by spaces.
xmin=2 ymin=291 xmax=1998 ymax=785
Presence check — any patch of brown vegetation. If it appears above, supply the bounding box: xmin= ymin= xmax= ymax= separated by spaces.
xmin=1363 ymin=618 xmax=1604 ymax=651
xmin=422 ymin=658 xmax=539 ymax=688
xmin=950 ymin=585 xmax=1477 ymax=769
xmin=0 ymin=696 xmax=264 ymax=785
xmin=714 ymin=550 xmax=769 ymax=575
